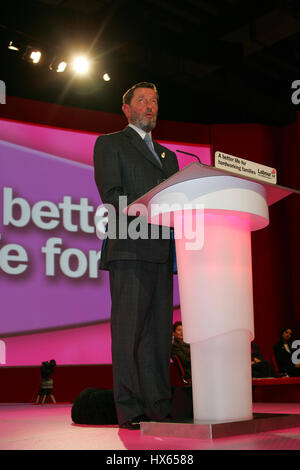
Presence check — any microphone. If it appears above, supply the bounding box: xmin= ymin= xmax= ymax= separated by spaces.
xmin=176 ymin=149 xmax=202 ymax=164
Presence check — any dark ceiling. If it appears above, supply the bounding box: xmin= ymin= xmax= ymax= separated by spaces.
xmin=1 ymin=0 xmax=300 ymax=126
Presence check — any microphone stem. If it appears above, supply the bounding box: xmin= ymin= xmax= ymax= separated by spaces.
xmin=176 ymin=149 xmax=202 ymax=164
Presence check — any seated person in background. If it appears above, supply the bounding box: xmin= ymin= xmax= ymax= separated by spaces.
xmin=273 ymin=327 xmax=300 ymax=377
xmin=251 ymin=342 xmax=278 ymax=378
xmin=171 ymin=321 xmax=191 ymax=381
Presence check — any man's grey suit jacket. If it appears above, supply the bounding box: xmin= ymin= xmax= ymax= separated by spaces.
xmin=93 ymin=125 xmax=179 ymax=270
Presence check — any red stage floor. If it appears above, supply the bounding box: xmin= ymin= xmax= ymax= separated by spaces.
xmin=1 ymin=402 xmax=300 ymax=451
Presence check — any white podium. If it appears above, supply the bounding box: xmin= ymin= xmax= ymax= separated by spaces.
xmin=125 ymin=162 xmax=300 ymax=436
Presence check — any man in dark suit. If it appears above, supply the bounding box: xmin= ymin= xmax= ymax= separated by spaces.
xmin=93 ymin=82 xmax=179 ymax=429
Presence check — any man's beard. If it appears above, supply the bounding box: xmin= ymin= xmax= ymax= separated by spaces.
xmin=131 ymin=111 xmax=157 ymax=133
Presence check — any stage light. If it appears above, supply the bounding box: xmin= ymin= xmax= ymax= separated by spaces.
xmin=72 ymin=56 xmax=90 ymax=75
xmin=49 ymin=57 xmax=68 ymax=73
xmin=30 ymin=50 xmax=42 ymax=63
xmin=23 ymin=46 xmax=42 ymax=64
xmin=8 ymin=41 xmax=20 ymax=51
xmin=28 ymin=50 xmax=42 ymax=64
xmin=103 ymin=73 xmax=111 ymax=81
xmin=57 ymin=61 xmax=67 ymax=73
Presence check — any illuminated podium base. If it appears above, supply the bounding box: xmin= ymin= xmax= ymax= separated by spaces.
xmin=140 ymin=413 xmax=300 ymax=439
xmin=126 ymin=162 xmax=300 ymax=429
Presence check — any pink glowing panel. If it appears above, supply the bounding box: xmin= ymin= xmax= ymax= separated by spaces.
xmin=0 ymin=140 xmax=111 ymax=335
xmin=2 ymin=322 xmax=113 ymax=366
xmin=0 ymin=117 xmax=199 ymax=365
xmin=0 ymin=118 xmax=211 ymax=168
xmin=1 ymin=133 xmax=198 ymax=336
xmin=0 ymin=118 xmax=98 ymax=166
xmin=1 ymin=308 xmax=181 ymax=366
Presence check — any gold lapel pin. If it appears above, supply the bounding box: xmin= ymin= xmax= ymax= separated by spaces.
xmin=161 ymin=152 xmax=166 ymax=159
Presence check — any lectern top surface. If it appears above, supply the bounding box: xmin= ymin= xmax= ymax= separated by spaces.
xmin=125 ymin=162 xmax=300 ymax=213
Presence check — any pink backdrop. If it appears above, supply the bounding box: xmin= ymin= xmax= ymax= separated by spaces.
xmin=0 ymin=117 xmax=211 ymax=366
xmin=1 ymin=97 xmax=299 ymax=368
